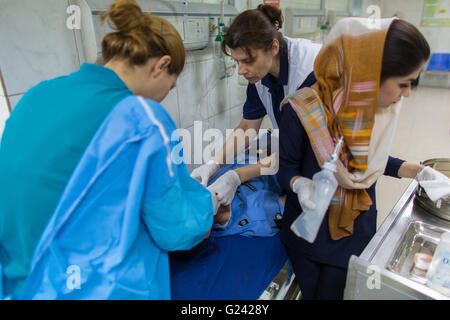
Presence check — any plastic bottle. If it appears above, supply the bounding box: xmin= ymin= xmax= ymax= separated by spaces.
xmin=426 ymin=231 xmax=450 ymax=296
xmin=290 ymin=137 xmax=344 ymax=243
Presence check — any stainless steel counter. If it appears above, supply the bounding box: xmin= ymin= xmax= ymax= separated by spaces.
xmin=344 ymin=180 xmax=450 ymax=300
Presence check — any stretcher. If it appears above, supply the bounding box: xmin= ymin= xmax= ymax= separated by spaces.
xmin=170 ymin=233 xmax=301 ymax=300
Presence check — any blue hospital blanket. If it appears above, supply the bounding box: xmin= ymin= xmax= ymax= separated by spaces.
xmin=170 ymin=134 xmax=287 ymax=299
xmin=170 ymin=234 xmax=287 ymax=300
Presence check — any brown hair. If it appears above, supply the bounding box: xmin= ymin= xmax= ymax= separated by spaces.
xmin=222 ymin=4 xmax=283 ymax=61
xmin=381 ymin=19 xmax=430 ymax=82
xmin=101 ymin=0 xmax=185 ymax=75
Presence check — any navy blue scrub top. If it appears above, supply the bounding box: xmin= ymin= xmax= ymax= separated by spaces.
xmin=277 ymin=104 xmax=405 ymax=268
xmin=243 ymin=39 xmax=317 ymax=126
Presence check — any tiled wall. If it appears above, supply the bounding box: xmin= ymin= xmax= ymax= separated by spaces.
xmin=0 ymin=0 xmax=358 ymax=162
xmin=0 ymin=0 xmax=81 ymax=110
xmin=166 ymin=46 xmax=247 ymax=172
xmin=0 ymin=82 xmax=9 ymax=138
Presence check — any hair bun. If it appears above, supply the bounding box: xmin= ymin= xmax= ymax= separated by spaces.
xmin=101 ymin=0 xmax=185 ymax=75
xmin=104 ymin=0 xmax=146 ymax=34
xmin=257 ymin=4 xmax=283 ymax=30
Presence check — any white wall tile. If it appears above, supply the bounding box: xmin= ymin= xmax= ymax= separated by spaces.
xmin=204 ymin=59 xmax=229 ymax=118
xmin=0 ymin=0 xmax=256 ymax=149
xmin=160 ymin=87 xmax=180 ymax=128
xmin=7 ymin=94 xmax=23 ymax=111
xmin=0 ymin=0 xmax=80 ymax=95
xmin=0 ymin=76 xmax=4 ymax=97
xmin=179 ymin=119 xmax=213 ymax=173
xmin=208 ymin=110 xmax=230 ymax=135
xmin=0 ymin=95 xmax=10 ymax=140
xmin=229 ymin=105 xmax=243 ymax=129
xmin=227 ymin=69 xmax=247 ymax=109
xmin=206 ymin=111 xmax=230 ymax=164
xmin=177 ymin=62 xmax=210 ymax=128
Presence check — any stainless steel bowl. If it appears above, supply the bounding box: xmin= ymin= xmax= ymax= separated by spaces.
xmin=414 ymin=158 xmax=450 ymax=221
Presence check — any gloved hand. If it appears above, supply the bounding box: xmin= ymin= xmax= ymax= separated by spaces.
xmin=191 ymin=161 xmax=220 ymax=186
xmin=416 ymin=166 xmax=447 ymax=181
xmin=292 ymin=177 xmax=316 ymax=211
xmin=209 ymin=190 xmax=220 ymax=216
xmin=415 ymin=166 xmax=450 ymax=201
xmin=207 ymin=170 xmax=241 ymax=206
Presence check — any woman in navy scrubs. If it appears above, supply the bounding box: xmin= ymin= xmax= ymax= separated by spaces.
xmin=191 ymin=4 xmax=321 ymax=205
xmin=277 ymin=18 xmax=432 ymax=299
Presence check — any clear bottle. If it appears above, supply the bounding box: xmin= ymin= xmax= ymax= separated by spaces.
xmin=426 ymin=231 xmax=450 ymax=296
xmin=291 ymin=137 xmax=343 ymax=243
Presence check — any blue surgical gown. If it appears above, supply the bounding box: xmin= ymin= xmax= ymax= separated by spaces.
xmin=18 ymin=96 xmax=214 ymax=300
xmin=0 ymin=63 xmax=132 ymax=297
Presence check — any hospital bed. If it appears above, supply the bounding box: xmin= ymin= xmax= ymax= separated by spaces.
xmin=170 ymin=130 xmax=302 ymax=300
xmin=169 ymin=233 xmax=302 ymax=300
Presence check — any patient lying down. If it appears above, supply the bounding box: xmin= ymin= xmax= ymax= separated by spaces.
xmin=174 ymin=193 xmax=285 ymax=259
xmin=210 ymin=194 xmax=286 ymax=235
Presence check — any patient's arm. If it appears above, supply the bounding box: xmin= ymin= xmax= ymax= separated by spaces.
xmin=213 ymin=204 xmax=231 ymax=226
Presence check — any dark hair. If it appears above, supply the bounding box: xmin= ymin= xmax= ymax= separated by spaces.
xmin=101 ymin=0 xmax=185 ymax=75
xmin=381 ymin=19 xmax=430 ymax=83
xmin=222 ymin=4 xmax=283 ymax=61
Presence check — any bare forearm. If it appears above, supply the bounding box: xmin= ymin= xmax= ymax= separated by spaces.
xmin=398 ymin=162 xmax=425 ymax=179
xmin=213 ymin=129 xmax=254 ymax=165
xmin=234 ymin=153 xmax=278 ymax=183
xmin=234 ymin=163 xmax=264 ymax=183
xmin=287 ymin=163 xmax=423 ymax=192
xmin=213 ymin=119 xmax=261 ymax=166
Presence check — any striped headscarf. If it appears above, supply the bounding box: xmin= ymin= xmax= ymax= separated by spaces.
xmin=282 ymin=18 xmax=402 ymax=240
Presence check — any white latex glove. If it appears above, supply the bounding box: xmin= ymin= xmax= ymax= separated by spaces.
xmin=209 ymin=190 xmax=220 ymax=216
xmin=416 ymin=166 xmax=450 ymax=201
xmin=292 ymin=177 xmax=316 ymax=211
xmin=207 ymin=170 xmax=241 ymax=206
xmin=190 ymin=162 xmax=220 ymax=186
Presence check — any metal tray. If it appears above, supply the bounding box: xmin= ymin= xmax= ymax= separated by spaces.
xmin=415 ymin=158 xmax=450 ymax=221
xmin=386 ymin=221 xmax=450 ymax=285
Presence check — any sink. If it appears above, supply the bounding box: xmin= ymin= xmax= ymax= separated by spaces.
xmin=346 ymin=181 xmax=450 ymax=299
xmin=387 ymin=221 xmax=449 ymax=285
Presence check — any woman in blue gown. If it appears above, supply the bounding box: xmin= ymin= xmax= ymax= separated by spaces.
xmin=0 ymin=0 xmax=216 ymax=299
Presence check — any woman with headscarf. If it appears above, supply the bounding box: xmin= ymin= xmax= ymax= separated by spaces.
xmin=277 ymin=17 xmax=439 ymax=299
